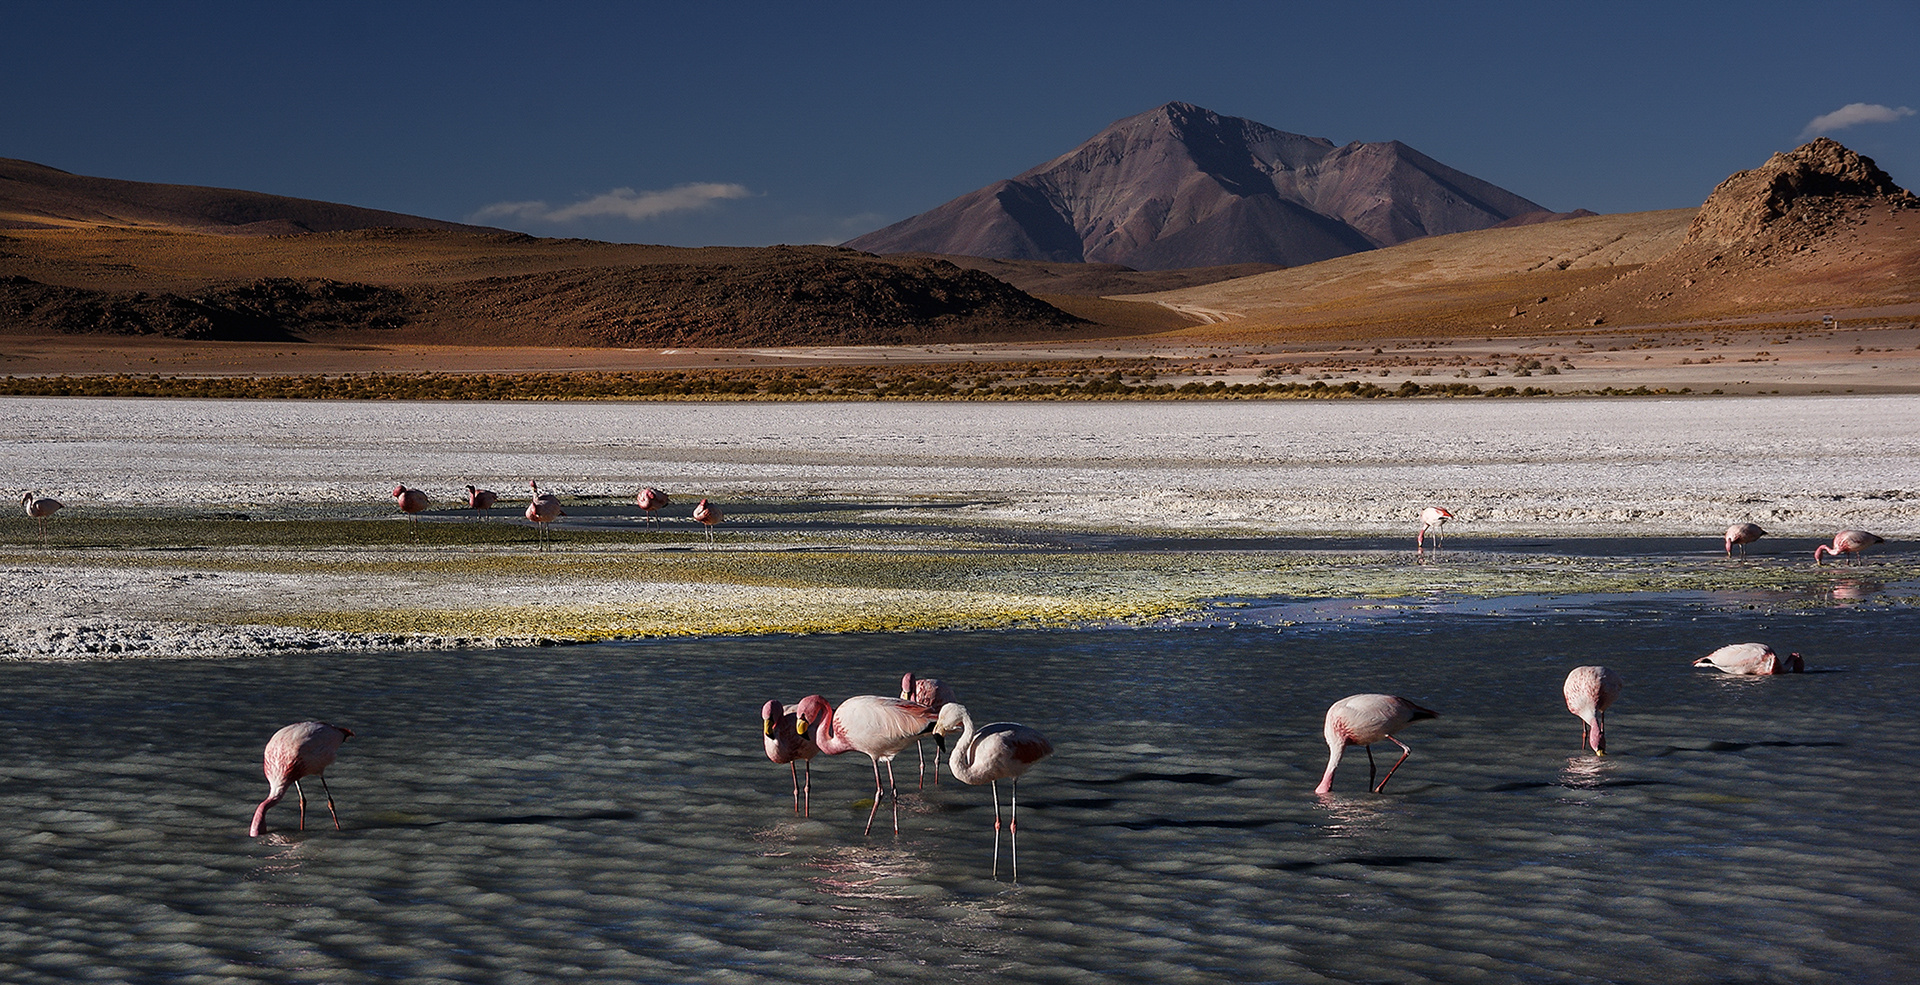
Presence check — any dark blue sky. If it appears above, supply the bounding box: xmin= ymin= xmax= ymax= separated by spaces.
xmin=8 ymin=1 xmax=1916 ymax=248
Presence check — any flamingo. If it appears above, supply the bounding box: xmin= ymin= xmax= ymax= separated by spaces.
xmin=900 ymin=672 xmax=958 ymax=788
xmin=249 ymin=721 xmax=353 ymax=837
xmin=526 ymin=480 xmax=564 ymax=549
xmin=636 ymin=487 xmax=670 ymax=525
xmin=692 ymin=498 xmax=722 ymax=543
xmin=466 ymin=485 xmax=498 ymax=511
xmin=1315 ymin=693 xmax=1438 ymax=795
xmin=391 ymin=484 xmax=428 ymax=519
xmin=1724 ymin=522 xmax=1765 ymax=557
xmin=796 ymin=693 xmax=937 ymax=835
xmin=762 ymin=699 xmax=820 ymax=817
xmin=936 ymin=702 xmax=1053 ymax=882
xmin=1814 ymin=529 xmax=1883 ymax=565
xmin=1417 ymin=507 xmax=1453 ymax=551
xmin=1563 ymin=666 xmax=1624 ymax=755
xmin=21 ymin=492 xmax=62 ymax=540
xmin=1693 ymin=642 xmax=1804 ymax=675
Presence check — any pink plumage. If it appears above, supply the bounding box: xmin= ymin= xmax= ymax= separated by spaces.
xmin=1316 ymin=693 xmax=1438 ymax=795
xmin=798 ymin=694 xmax=938 ymax=835
xmin=250 ymin=721 xmax=352 ymax=837
xmin=900 ymin=671 xmax=958 ymax=787
xmin=1724 ymin=522 xmax=1765 ymax=557
xmin=1417 ymin=506 xmax=1453 ymax=551
xmin=1563 ymin=666 xmax=1624 ymax=754
xmin=762 ymin=699 xmax=820 ymax=816
xmin=1693 ymin=642 xmax=1803 ymax=675
xmin=935 ymin=701 xmax=1053 ymax=881
xmin=1814 ymin=529 xmax=1883 ymax=565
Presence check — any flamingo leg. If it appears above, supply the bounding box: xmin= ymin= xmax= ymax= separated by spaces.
xmin=1008 ymin=779 xmax=1022 ymax=883
xmin=991 ymin=779 xmax=1004 ymax=881
xmin=790 ymin=761 xmax=802 ymax=815
xmin=862 ymin=757 xmax=884 ymax=836
xmin=320 ymin=774 xmax=341 ymax=830
xmin=293 ymin=778 xmax=308 ymax=830
xmin=884 ymin=759 xmax=901 ymax=834
xmin=916 ymin=739 xmax=926 ymax=791
xmin=1374 ymin=735 xmax=1415 ymax=793
xmin=802 ymin=759 xmax=811 ymax=818
xmin=1365 ymin=744 xmax=1378 ymax=790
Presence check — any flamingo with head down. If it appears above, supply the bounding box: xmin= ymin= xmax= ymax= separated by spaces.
xmin=1724 ymin=523 xmax=1765 ymax=557
xmin=249 ymin=721 xmax=353 ymax=837
xmin=1814 ymin=530 xmax=1883 ymax=565
xmin=1693 ymin=642 xmax=1803 ymax=675
xmin=1316 ymin=693 xmax=1438 ymax=795
xmin=1563 ymin=666 xmax=1624 ymax=754
xmin=1417 ymin=507 xmax=1453 ymax=552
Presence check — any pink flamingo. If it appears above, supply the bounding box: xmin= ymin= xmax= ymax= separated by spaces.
xmin=796 ymin=694 xmax=937 ymax=835
xmin=249 ymin=721 xmax=353 ymax=837
xmin=466 ymin=485 xmax=498 ymax=511
xmin=636 ymin=487 xmax=670 ymax=525
xmin=1693 ymin=642 xmax=1803 ymax=675
xmin=22 ymin=491 xmax=62 ymax=540
xmin=692 ymin=498 xmax=722 ymax=543
xmin=526 ymin=480 xmax=564 ymax=549
xmin=1724 ymin=522 xmax=1765 ymax=557
xmin=1417 ymin=507 xmax=1453 ymax=552
xmin=901 ymin=672 xmax=958 ymax=788
xmin=391 ymin=484 xmax=428 ymax=518
xmin=1563 ymin=666 xmax=1624 ymax=755
xmin=936 ymin=702 xmax=1053 ymax=881
xmin=1316 ymin=693 xmax=1438 ymax=795
xmin=1814 ymin=529 xmax=1883 ymax=565
xmin=762 ymin=699 xmax=820 ymax=817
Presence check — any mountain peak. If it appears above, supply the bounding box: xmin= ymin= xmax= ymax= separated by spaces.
xmin=1687 ymin=138 xmax=1917 ymax=247
xmin=846 ymin=104 xmax=1544 ymax=270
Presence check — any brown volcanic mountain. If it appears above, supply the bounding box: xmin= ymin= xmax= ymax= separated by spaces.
xmin=844 ymin=102 xmax=1549 ymax=270
xmin=0 ymin=157 xmax=505 ymax=236
xmin=0 ymin=161 xmax=1091 ymax=345
xmin=1131 ymin=139 xmax=1919 ymax=340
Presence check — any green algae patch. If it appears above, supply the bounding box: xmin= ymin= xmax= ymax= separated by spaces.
xmin=6 ymin=510 xmax=1916 ymax=650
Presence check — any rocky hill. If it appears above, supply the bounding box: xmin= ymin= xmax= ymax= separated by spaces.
xmin=844 ymin=102 xmax=1550 ymax=270
xmin=0 ymin=160 xmax=1093 ymax=346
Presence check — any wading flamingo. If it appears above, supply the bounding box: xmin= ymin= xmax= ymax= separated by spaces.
xmin=250 ymin=721 xmax=353 ymax=837
xmin=1417 ymin=507 xmax=1453 ymax=551
xmin=692 ymin=498 xmax=722 ymax=543
xmin=466 ymin=485 xmax=498 ymax=511
xmin=936 ymin=702 xmax=1053 ymax=882
xmin=797 ymin=694 xmax=937 ymax=835
xmin=526 ymin=481 xmax=564 ymax=549
xmin=1563 ymin=666 xmax=1624 ymax=754
xmin=1724 ymin=523 xmax=1765 ymax=557
xmin=900 ymin=672 xmax=958 ymax=788
xmin=762 ymin=699 xmax=820 ymax=817
xmin=636 ymin=487 xmax=669 ymax=525
xmin=1316 ymin=693 xmax=1438 ymax=795
xmin=1693 ymin=642 xmax=1803 ymax=675
xmin=1814 ymin=529 xmax=1883 ymax=565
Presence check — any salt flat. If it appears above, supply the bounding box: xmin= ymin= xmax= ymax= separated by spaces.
xmin=4 ymin=395 xmax=1916 ymax=658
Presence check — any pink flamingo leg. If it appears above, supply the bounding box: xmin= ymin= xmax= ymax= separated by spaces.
xmin=1374 ymin=736 xmax=1416 ymax=793
xmin=320 ymin=775 xmax=341 ymax=830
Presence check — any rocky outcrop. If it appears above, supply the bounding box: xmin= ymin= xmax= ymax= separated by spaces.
xmin=1686 ymin=138 xmax=1917 ymax=247
xmin=845 ymin=102 xmax=1547 ymax=270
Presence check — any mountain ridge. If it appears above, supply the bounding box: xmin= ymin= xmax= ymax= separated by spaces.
xmin=845 ymin=102 xmax=1548 ymax=269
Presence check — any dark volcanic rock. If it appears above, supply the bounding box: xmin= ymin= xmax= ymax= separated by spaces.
xmin=0 ymin=276 xmax=410 ymax=341
xmin=845 ymin=102 xmax=1546 ymax=270
xmin=1686 ymin=138 xmax=1918 ymax=247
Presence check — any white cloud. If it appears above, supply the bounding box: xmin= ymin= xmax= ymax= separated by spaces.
xmin=1800 ymin=102 xmax=1916 ymax=138
xmin=471 ymin=182 xmax=753 ymax=225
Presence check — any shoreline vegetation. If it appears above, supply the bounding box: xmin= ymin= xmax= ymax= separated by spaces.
xmin=0 ymin=365 xmax=1607 ymax=400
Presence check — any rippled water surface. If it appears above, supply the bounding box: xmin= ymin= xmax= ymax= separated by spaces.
xmin=5 ymin=592 xmax=1919 ymax=983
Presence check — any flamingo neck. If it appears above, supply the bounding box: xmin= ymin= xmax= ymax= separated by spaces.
xmin=812 ymin=705 xmax=856 ymax=756
xmin=946 ymin=709 xmax=981 ymax=783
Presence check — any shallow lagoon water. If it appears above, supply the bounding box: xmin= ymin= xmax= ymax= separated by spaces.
xmin=5 ymin=592 xmax=1919 ymax=984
